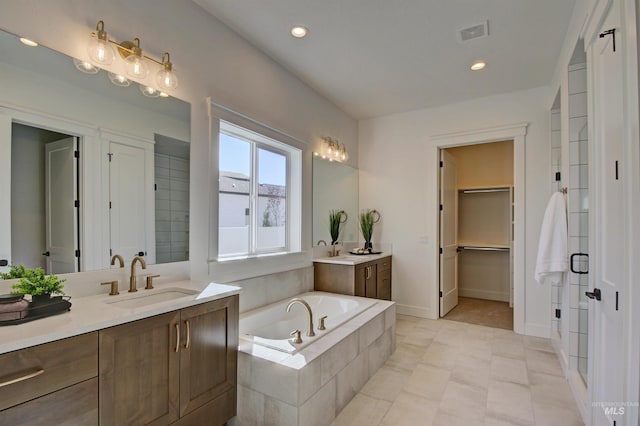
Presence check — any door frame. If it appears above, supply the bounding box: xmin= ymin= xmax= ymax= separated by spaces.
xmin=431 ymin=123 xmax=527 ymax=334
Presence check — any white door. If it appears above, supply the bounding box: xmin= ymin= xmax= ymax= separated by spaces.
xmin=589 ymin=0 xmax=626 ymax=423
xmin=109 ymin=141 xmax=147 ymax=263
xmin=439 ymin=150 xmax=459 ymax=316
xmin=44 ymin=137 xmax=77 ymax=274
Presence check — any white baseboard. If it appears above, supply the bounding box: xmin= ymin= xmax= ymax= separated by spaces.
xmin=396 ymin=304 xmax=434 ymax=319
xmin=459 ymin=288 xmax=509 ymax=302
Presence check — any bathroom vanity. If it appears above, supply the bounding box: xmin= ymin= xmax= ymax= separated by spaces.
xmin=0 ymin=282 xmax=239 ymax=425
xmin=313 ymin=254 xmax=392 ymax=300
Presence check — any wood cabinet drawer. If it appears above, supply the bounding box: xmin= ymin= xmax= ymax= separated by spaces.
xmin=0 ymin=332 xmax=98 ymax=411
xmin=378 ymin=257 xmax=392 ymax=272
xmin=0 ymin=377 xmax=98 ymax=426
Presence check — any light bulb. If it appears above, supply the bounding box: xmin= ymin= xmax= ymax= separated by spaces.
xmin=124 ymin=39 xmax=149 ymax=79
xmin=139 ymin=85 xmax=160 ymax=97
xmin=88 ymin=21 xmax=114 ymax=65
xmin=73 ymin=58 xmax=99 ymax=74
xmin=157 ymin=53 xmax=178 ymax=90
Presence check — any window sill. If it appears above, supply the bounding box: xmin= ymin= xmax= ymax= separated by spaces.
xmin=207 ymin=251 xmax=310 ymax=283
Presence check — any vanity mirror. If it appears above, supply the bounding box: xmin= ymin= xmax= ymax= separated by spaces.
xmin=0 ymin=28 xmax=190 ymax=273
xmin=312 ymin=157 xmax=358 ymax=245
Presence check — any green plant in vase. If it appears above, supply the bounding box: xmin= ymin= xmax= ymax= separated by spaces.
xmin=329 ymin=210 xmax=347 ymax=244
xmin=359 ymin=209 xmax=381 ymax=251
xmin=1 ymin=264 xmax=66 ymax=300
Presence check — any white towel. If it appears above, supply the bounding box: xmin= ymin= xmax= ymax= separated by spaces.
xmin=535 ymin=192 xmax=569 ymax=284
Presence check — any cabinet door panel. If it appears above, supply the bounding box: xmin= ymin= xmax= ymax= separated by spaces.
xmin=99 ymin=311 xmax=180 ymax=426
xmin=179 ymin=296 xmax=238 ymax=418
xmin=377 ymin=268 xmax=392 ymax=301
xmin=355 ymin=265 xmax=366 ymax=296
xmin=365 ymin=264 xmax=378 ymax=298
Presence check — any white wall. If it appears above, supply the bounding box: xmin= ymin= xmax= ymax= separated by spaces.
xmin=358 ymin=86 xmax=553 ymax=335
xmin=0 ymin=0 xmax=358 ymax=283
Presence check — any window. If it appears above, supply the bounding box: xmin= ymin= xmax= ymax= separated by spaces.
xmin=218 ymin=121 xmax=301 ymax=259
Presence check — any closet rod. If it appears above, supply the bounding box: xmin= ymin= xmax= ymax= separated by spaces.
xmin=461 ymin=188 xmax=510 ymax=194
xmin=461 ymin=246 xmax=510 ymax=252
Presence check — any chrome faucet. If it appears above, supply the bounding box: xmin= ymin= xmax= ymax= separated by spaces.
xmin=286 ymin=298 xmax=315 ymax=337
xmin=129 ymin=256 xmax=147 ymax=292
xmin=110 ymin=254 xmax=125 ymax=268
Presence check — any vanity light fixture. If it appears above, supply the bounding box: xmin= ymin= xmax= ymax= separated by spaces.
xmin=470 ymin=60 xmax=487 ymax=71
xmin=317 ymin=137 xmax=349 ymax=162
xmin=86 ymin=20 xmax=178 ymax=91
xmin=291 ymin=26 xmax=308 ymax=38
xmin=88 ymin=20 xmax=115 ymax=65
xmin=139 ymin=85 xmax=161 ymax=98
xmin=19 ymin=37 xmax=38 ymax=47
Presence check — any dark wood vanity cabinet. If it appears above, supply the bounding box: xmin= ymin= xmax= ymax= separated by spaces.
xmin=0 ymin=332 xmax=99 ymax=426
xmin=315 ymin=256 xmax=392 ymax=300
xmin=99 ymin=295 xmax=239 ymax=426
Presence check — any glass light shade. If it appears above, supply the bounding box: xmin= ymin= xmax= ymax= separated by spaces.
xmin=125 ymin=54 xmax=149 ymax=78
xmin=88 ymin=36 xmax=114 ymax=66
xmin=139 ymin=85 xmax=160 ymax=98
xmin=73 ymin=58 xmax=100 ymax=74
xmin=157 ymin=68 xmax=178 ymax=90
xmin=108 ymin=72 xmax=131 ymax=87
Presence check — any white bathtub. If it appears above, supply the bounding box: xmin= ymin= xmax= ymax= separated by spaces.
xmin=239 ymin=291 xmax=377 ymax=353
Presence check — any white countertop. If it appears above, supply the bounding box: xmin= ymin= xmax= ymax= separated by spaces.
xmin=0 ymin=281 xmax=241 ymax=355
xmin=313 ymin=252 xmax=390 ymax=266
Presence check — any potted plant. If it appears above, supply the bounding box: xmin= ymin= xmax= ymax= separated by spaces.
xmin=1 ymin=264 xmax=65 ymax=304
xmin=329 ymin=210 xmax=347 ymax=245
xmin=359 ymin=209 xmax=380 ymax=250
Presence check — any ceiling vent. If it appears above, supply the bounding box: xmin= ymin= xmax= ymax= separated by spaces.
xmin=457 ymin=21 xmax=489 ymax=43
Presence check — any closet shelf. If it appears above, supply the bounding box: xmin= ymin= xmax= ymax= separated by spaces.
xmin=460 ymin=245 xmax=510 ymax=252
xmin=457 ymin=241 xmax=510 ymax=250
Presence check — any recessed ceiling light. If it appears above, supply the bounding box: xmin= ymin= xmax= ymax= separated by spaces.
xmin=291 ymin=26 xmax=308 ymax=38
xmin=19 ymin=38 xmax=38 ymax=47
xmin=471 ymin=61 xmax=487 ymax=71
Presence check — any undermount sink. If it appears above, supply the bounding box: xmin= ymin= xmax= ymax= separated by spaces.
xmin=105 ymin=287 xmax=199 ymax=309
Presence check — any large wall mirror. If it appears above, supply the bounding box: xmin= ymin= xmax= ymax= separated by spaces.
xmin=312 ymin=157 xmax=358 ymax=245
xmin=0 ymin=28 xmax=190 ymax=273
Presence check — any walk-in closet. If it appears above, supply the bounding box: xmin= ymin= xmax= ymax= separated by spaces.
xmin=439 ymin=140 xmax=514 ymax=329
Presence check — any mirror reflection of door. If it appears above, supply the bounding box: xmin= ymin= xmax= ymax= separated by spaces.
xmin=45 ymin=137 xmax=78 ymax=274
xmin=11 ymin=123 xmax=79 ymax=273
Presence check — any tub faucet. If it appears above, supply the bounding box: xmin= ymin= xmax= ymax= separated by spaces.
xmin=129 ymin=256 xmax=147 ymax=293
xmin=286 ymin=298 xmax=315 ymax=337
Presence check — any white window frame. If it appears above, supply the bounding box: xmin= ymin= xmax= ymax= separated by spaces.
xmin=216 ymin=119 xmax=302 ymax=262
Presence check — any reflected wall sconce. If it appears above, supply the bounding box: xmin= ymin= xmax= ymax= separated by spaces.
xmin=314 ymin=137 xmax=349 ymax=162
xmin=83 ymin=20 xmax=178 ymax=91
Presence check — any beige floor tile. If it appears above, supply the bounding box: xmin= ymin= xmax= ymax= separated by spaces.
xmin=486 ymin=380 xmax=535 ymax=426
xmin=525 ymin=348 xmax=564 ymax=377
xmin=532 ymin=402 xmax=585 ymax=425
xmin=403 ymin=363 xmax=450 ymax=401
xmin=490 ymin=337 xmax=526 ymax=360
xmin=396 ymin=327 xmax=437 ymax=347
xmin=331 ymin=394 xmax=391 ymax=426
xmin=434 ymin=411 xmax=484 ymax=426
xmin=421 ymin=341 xmax=460 ymax=370
xmin=491 ymin=355 xmax=529 ymax=385
xmin=360 ymin=365 xmax=411 ymax=402
xmin=450 ymin=354 xmax=491 ymax=391
xmin=380 ymin=391 xmax=440 ymax=426
xmin=523 ymin=336 xmax=555 ymax=353
xmin=529 ymin=372 xmax=580 ymax=410
xmin=385 ymin=342 xmax=428 ymax=373
xmin=439 ymin=380 xmax=487 ymax=420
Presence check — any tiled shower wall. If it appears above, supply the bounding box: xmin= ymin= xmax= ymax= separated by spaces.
xmin=567 ymin=63 xmax=589 ymax=379
xmin=155 ymin=154 xmax=190 ymax=263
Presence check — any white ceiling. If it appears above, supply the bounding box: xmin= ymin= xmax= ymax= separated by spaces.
xmin=194 ymin=0 xmax=576 ymax=119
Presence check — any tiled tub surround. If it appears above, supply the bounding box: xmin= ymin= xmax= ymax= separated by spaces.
xmin=234 ymin=295 xmax=396 ymax=425
xmin=240 ymin=292 xmax=378 ymax=353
